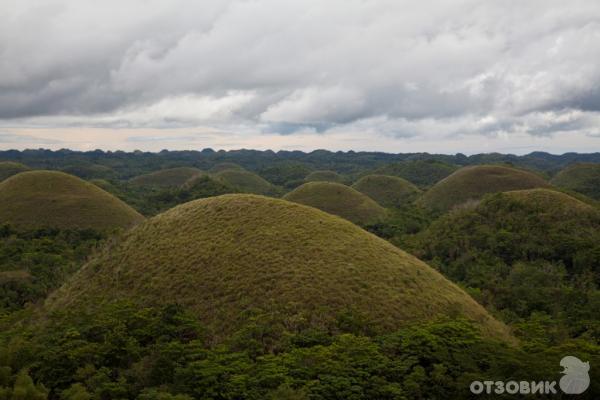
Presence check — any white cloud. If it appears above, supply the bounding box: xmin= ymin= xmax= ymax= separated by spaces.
xmin=0 ymin=0 xmax=599 ymax=152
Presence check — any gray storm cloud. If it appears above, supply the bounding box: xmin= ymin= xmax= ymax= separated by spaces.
xmin=1 ymin=0 xmax=600 ymax=140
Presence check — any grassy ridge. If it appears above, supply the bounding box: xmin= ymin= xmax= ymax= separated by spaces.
xmin=46 ymin=194 xmax=511 ymax=343
xmin=129 ymin=167 xmax=204 ymax=188
xmin=0 ymin=171 xmax=144 ymax=230
xmin=352 ymin=174 xmax=422 ymax=208
xmin=419 ymin=165 xmax=551 ymax=212
xmin=551 ymin=162 xmax=600 ymax=200
xmin=284 ymin=181 xmax=387 ymax=225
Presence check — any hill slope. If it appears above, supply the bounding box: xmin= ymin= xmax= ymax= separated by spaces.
xmin=47 ymin=194 xmax=510 ymax=342
xmin=130 ymin=167 xmax=204 ymax=188
xmin=209 ymin=162 xmax=245 ymax=173
xmin=0 ymin=161 xmax=29 ymax=182
xmin=551 ymin=163 xmax=600 ymax=200
xmin=283 ymin=182 xmax=387 ymax=225
xmin=214 ymin=169 xmax=275 ymax=195
xmin=419 ymin=165 xmax=551 ymax=212
xmin=305 ymin=170 xmax=343 ymax=183
xmin=412 ymin=189 xmax=600 ymax=330
xmin=352 ymin=174 xmax=422 ymax=207
xmin=0 ymin=171 xmax=144 ymax=230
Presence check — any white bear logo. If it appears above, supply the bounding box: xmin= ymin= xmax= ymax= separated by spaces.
xmin=559 ymin=356 xmax=590 ymax=394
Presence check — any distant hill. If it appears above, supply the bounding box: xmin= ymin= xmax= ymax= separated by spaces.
xmin=283 ymin=182 xmax=387 ymax=225
xmin=209 ymin=162 xmax=245 ymax=173
xmin=0 ymin=161 xmax=29 ymax=182
xmin=551 ymin=163 xmax=600 ymax=200
xmin=415 ymin=188 xmax=600 ymax=275
xmin=129 ymin=167 xmax=204 ymax=188
xmin=47 ymin=194 xmax=511 ymax=342
xmin=0 ymin=171 xmax=144 ymax=230
xmin=372 ymin=160 xmax=458 ymax=188
xmin=61 ymin=163 xmax=115 ymax=179
xmin=213 ymin=169 xmax=276 ymax=195
xmin=412 ymin=188 xmax=600 ymax=327
xmin=352 ymin=174 xmax=421 ymax=208
xmin=418 ymin=165 xmax=551 ymax=212
xmin=304 ymin=170 xmax=343 ymax=183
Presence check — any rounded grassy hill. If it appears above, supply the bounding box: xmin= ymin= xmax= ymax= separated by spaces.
xmin=418 ymin=165 xmax=551 ymax=212
xmin=352 ymin=174 xmax=422 ymax=208
xmin=0 ymin=171 xmax=144 ymax=230
xmin=130 ymin=167 xmax=204 ymax=188
xmin=47 ymin=194 xmax=510 ymax=342
xmin=551 ymin=163 xmax=600 ymax=200
xmin=283 ymin=182 xmax=387 ymax=225
xmin=214 ymin=169 xmax=275 ymax=195
xmin=305 ymin=170 xmax=343 ymax=183
xmin=0 ymin=161 xmax=30 ymax=182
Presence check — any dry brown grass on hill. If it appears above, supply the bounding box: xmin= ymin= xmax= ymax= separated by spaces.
xmin=46 ymin=194 xmax=512 ymax=343
xmin=0 ymin=171 xmax=144 ymax=230
xmin=419 ymin=165 xmax=551 ymax=212
xmin=352 ymin=174 xmax=422 ymax=208
xmin=284 ymin=181 xmax=387 ymax=225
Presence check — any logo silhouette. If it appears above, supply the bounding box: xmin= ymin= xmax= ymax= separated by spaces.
xmin=559 ymin=356 xmax=590 ymax=394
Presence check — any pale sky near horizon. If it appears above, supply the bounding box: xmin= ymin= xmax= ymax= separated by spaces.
xmin=1 ymin=1 xmax=600 ymax=154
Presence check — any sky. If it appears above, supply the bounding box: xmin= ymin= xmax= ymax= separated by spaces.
xmin=1 ymin=0 xmax=600 ymax=154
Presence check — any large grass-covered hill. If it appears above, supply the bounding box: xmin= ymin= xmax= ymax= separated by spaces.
xmin=419 ymin=165 xmax=551 ymax=212
xmin=0 ymin=171 xmax=144 ymax=230
xmin=283 ymin=182 xmax=387 ymax=225
xmin=412 ymin=188 xmax=600 ymax=333
xmin=47 ymin=194 xmax=510 ymax=342
xmin=352 ymin=174 xmax=422 ymax=208
xmin=551 ymin=162 xmax=600 ymax=200
xmin=213 ymin=169 xmax=276 ymax=195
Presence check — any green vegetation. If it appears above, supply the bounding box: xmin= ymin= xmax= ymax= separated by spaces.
xmin=3 ymin=307 xmax=597 ymax=400
xmin=209 ymin=162 xmax=245 ymax=173
xmin=0 ymin=162 xmax=29 ymax=182
xmin=0 ymin=225 xmax=105 ymax=314
xmin=283 ymin=182 xmax=388 ymax=225
xmin=61 ymin=163 xmax=115 ymax=180
xmin=258 ymin=162 xmax=312 ymax=188
xmin=0 ymin=149 xmax=600 ymax=398
xmin=418 ymin=165 xmax=551 ymax=212
xmin=352 ymin=175 xmax=421 ymax=208
xmin=551 ymin=163 xmax=600 ymax=200
xmin=213 ymin=170 xmax=277 ymax=195
xmin=0 ymin=171 xmax=144 ymax=231
xmin=411 ymin=189 xmax=600 ymax=340
xmin=371 ymin=160 xmax=458 ymax=188
xmin=47 ymin=194 xmax=509 ymax=343
xmin=139 ymin=175 xmax=238 ymax=215
xmin=129 ymin=167 xmax=204 ymax=188
xmin=304 ymin=170 xmax=343 ymax=183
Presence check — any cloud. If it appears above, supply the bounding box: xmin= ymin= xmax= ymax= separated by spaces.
xmin=0 ymin=0 xmax=600 ymax=149
xmin=0 ymin=131 xmax=62 ymax=144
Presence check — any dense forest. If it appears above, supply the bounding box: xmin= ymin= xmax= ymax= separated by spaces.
xmin=0 ymin=149 xmax=598 ymax=399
